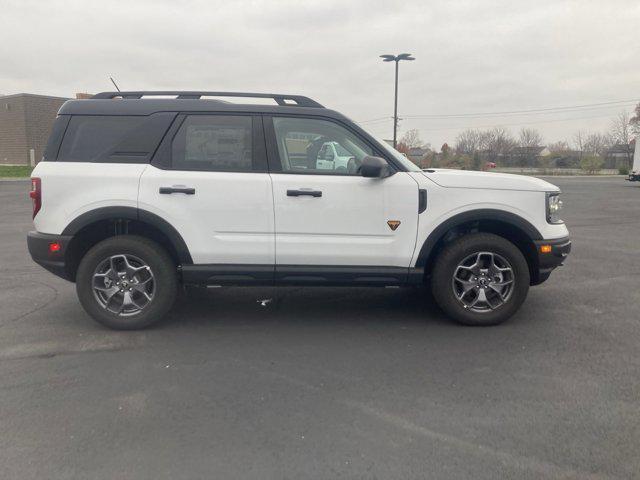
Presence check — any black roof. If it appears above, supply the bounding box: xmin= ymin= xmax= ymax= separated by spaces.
xmin=58 ymin=91 xmax=347 ymax=119
xmin=53 ymin=91 xmax=413 ymax=172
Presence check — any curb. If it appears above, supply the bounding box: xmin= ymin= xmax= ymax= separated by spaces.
xmin=535 ymin=175 xmax=626 ymax=178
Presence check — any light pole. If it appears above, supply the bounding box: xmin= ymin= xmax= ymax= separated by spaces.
xmin=380 ymin=53 xmax=415 ymax=148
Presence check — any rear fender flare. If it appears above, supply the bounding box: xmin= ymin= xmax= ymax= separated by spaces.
xmin=62 ymin=206 xmax=192 ymax=264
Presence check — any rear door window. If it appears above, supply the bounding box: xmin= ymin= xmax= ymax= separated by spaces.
xmin=170 ymin=115 xmax=253 ymax=172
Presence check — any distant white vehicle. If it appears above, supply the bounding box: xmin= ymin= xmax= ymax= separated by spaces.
xmin=628 ymin=140 xmax=640 ymax=182
xmin=315 ymin=141 xmax=355 ymax=172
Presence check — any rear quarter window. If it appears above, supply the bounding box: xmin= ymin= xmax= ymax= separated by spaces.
xmin=57 ymin=113 xmax=175 ymax=163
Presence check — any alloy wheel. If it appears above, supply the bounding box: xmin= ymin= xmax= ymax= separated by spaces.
xmin=92 ymin=254 xmax=155 ymax=316
xmin=452 ymin=251 xmax=514 ymax=313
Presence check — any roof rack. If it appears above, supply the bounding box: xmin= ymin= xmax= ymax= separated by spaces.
xmin=91 ymin=91 xmax=324 ymax=108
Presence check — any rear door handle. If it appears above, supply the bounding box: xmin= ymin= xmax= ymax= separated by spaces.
xmin=287 ymin=189 xmax=322 ymax=197
xmin=159 ymin=186 xmax=196 ymax=195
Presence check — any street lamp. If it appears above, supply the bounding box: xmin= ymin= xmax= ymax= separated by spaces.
xmin=380 ymin=53 xmax=415 ymax=148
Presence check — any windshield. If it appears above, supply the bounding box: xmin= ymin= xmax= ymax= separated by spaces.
xmin=368 ymin=134 xmax=421 ymax=172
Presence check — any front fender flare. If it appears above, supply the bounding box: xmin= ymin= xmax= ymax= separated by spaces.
xmin=415 ymin=208 xmax=542 ymax=267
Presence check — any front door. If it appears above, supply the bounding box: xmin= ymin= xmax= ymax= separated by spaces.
xmin=265 ymin=116 xmax=419 ymax=273
xmin=139 ymin=114 xmax=274 ymax=266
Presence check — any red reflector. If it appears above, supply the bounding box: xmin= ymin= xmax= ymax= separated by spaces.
xmin=30 ymin=177 xmax=41 ymax=219
xmin=49 ymin=242 xmax=62 ymax=253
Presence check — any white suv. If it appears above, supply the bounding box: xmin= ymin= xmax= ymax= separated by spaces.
xmin=27 ymin=91 xmax=571 ymax=329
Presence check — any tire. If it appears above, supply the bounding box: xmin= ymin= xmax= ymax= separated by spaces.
xmin=76 ymin=235 xmax=178 ymax=330
xmin=431 ymin=233 xmax=530 ymax=326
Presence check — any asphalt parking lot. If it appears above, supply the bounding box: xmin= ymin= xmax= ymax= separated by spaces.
xmin=1 ymin=176 xmax=639 ymax=479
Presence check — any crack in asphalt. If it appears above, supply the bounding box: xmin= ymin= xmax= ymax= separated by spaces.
xmin=0 ymin=336 xmax=145 ymax=361
xmin=0 ymin=344 xmax=135 ymax=361
xmin=0 ymin=280 xmax=60 ymax=326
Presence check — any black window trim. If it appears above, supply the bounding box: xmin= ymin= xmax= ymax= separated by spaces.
xmin=43 ymin=114 xmax=71 ymax=161
xmin=262 ymin=113 xmax=402 ymax=176
xmin=151 ymin=111 xmax=268 ymax=173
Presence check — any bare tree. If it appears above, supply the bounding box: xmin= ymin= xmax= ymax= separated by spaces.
xmin=547 ymin=140 xmax=570 ymax=152
xmin=582 ymin=133 xmax=609 ymax=156
xmin=572 ymin=130 xmax=612 ymax=163
xmin=399 ymin=129 xmax=424 ymax=149
xmin=483 ymin=127 xmax=516 ymax=162
xmin=573 ymin=130 xmax=585 ymax=152
xmin=454 ymin=129 xmax=483 ymax=154
xmin=518 ymin=128 xmax=543 ymax=147
xmin=609 ymin=111 xmax=633 ymax=165
xmin=610 ymin=111 xmax=632 ymax=146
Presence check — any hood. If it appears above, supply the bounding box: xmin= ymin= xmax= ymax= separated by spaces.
xmin=420 ymin=169 xmax=560 ymax=192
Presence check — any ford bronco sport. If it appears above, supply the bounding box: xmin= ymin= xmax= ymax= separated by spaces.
xmin=27 ymin=91 xmax=571 ymax=329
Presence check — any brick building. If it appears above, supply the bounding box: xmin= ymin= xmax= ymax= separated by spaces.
xmin=0 ymin=93 xmax=69 ymax=165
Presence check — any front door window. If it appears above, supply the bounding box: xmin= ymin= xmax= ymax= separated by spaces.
xmin=271 ymin=117 xmax=374 ymax=175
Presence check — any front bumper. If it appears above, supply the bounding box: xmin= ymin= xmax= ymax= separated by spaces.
xmin=532 ymin=236 xmax=571 ymax=285
xmin=27 ymin=231 xmax=74 ymax=281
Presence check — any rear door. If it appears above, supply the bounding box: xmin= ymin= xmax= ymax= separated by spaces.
xmin=265 ymin=115 xmax=419 ymax=274
xmin=139 ymin=114 xmax=274 ymax=266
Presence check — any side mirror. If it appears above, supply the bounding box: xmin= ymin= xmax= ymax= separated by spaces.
xmin=360 ymin=156 xmax=392 ymax=178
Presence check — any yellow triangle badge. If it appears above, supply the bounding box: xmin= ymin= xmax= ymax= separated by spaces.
xmin=387 ymin=220 xmax=401 ymax=231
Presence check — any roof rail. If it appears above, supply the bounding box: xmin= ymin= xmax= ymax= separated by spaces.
xmin=91 ymin=91 xmax=324 ymax=108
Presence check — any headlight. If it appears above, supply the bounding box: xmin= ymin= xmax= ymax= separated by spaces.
xmin=546 ymin=192 xmax=563 ymax=224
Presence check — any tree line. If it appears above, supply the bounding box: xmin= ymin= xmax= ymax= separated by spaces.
xmin=395 ymin=104 xmax=640 ymax=173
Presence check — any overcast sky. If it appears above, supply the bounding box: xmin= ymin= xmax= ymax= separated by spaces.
xmin=1 ymin=0 xmax=639 ymax=148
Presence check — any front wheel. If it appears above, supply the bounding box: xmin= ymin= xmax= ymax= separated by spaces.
xmin=76 ymin=235 xmax=178 ymax=330
xmin=431 ymin=233 xmax=530 ymax=326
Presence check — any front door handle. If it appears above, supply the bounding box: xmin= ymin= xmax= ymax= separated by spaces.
xmin=159 ymin=186 xmax=196 ymax=195
xmin=287 ymin=189 xmax=322 ymax=198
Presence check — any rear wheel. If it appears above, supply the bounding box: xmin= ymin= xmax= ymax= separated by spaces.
xmin=76 ymin=235 xmax=177 ymax=330
xmin=431 ymin=233 xmax=530 ymax=326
